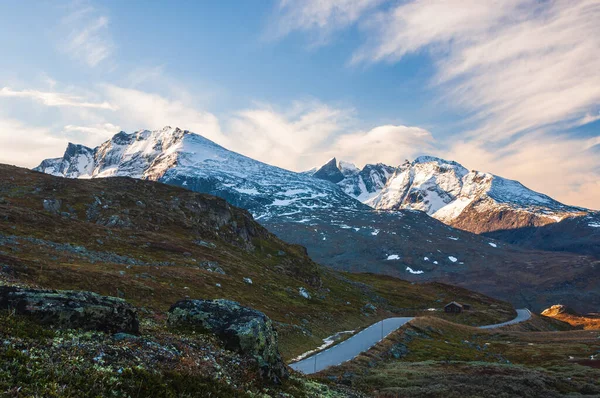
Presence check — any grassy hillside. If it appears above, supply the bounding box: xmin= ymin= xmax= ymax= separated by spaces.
xmin=0 ymin=164 xmax=526 ymax=396
xmin=0 ymin=164 xmax=515 ymax=359
xmin=319 ymin=317 xmax=600 ymax=397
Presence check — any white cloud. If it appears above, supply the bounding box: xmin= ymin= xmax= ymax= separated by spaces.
xmin=269 ymin=0 xmax=384 ymax=43
xmin=0 ymin=87 xmax=116 ymax=110
xmin=102 ymin=85 xmax=226 ymax=145
xmin=270 ymin=0 xmax=600 ymax=207
xmin=445 ymin=133 xmax=600 ymax=210
xmin=0 ymin=119 xmax=68 ymax=167
xmin=64 ymin=123 xmax=120 ymax=138
xmin=352 ymin=0 xmax=600 ymax=140
xmin=60 ymin=3 xmax=113 ymax=67
xmin=227 ymin=101 xmax=354 ymax=170
xmin=328 ymin=125 xmax=434 ymax=168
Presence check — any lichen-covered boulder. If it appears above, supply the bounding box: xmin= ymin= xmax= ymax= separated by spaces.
xmin=167 ymin=299 xmax=288 ymax=383
xmin=0 ymin=286 xmax=139 ymax=334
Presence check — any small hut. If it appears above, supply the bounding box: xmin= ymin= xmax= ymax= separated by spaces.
xmin=444 ymin=301 xmax=463 ymax=313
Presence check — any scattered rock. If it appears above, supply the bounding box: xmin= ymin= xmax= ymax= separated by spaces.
xmin=112 ymin=332 xmax=139 ymax=341
xmin=199 ymin=261 xmax=225 ymax=274
xmin=389 ymin=343 xmax=409 ymax=359
xmin=0 ymin=286 xmax=139 ymax=334
xmin=363 ymin=303 xmax=377 ymax=313
xmin=167 ymin=299 xmax=288 ymax=383
xmin=542 ymin=304 xmax=578 ymax=317
xmin=244 ymin=277 xmax=253 ymax=285
xmin=298 ymin=287 xmax=311 ymax=299
xmin=100 ymin=215 xmax=133 ymax=228
xmin=194 ymin=240 xmax=217 ymax=249
xmin=43 ymin=199 xmax=62 ymax=213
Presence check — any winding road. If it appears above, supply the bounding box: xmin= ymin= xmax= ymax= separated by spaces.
xmin=289 ymin=309 xmax=531 ymax=374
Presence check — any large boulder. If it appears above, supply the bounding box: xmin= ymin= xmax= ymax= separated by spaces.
xmin=167 ymin=299 xmax=288 ymax=383
xmin=0 ymin=286 xmax=139 ymax=334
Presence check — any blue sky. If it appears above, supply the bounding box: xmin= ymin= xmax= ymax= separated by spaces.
xmin=0 ymin=0 xmax=598 ymax=208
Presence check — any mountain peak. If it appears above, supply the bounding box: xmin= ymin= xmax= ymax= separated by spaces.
xmin=313 ymin=157 xmax=345 ymax=183
xmin=307 ymin=153 xmax=589 ymax=233
xmin=338 ymin=160 xmax=360 ymax=176
xmin=412 ymin=155 xmax=463 ymax=167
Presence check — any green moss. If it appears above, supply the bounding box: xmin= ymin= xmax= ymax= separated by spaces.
xmin=0 ymin=311 xmax=55 ymax=340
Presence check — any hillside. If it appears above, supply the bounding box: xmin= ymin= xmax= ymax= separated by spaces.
xmin=0 ymin=163 xmax=531 ymax=395
xmin=33 ymin=128 xmax=600 ymax=313
xmin=263 ymin=207 xmax=600 ymax=313
xmin=0 ymin=164 xmax=517 ymax=355
xmin=541 ymin=305 xmax=600 ymax=330
xmin=484 ymin=213 xmax=600 ymax=258
xmin=319 ymin=316 xmax=600 ymax=397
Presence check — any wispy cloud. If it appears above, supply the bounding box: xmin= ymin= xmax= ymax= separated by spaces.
xmin=228 ymin=101 xmax=355 ymax=170
xmin=0 ymin=118 xmax=68 ymax=167
xmin=352 ymin=0 xmax=600 ymax=140
xmin=102 ymin=85 xmax=225 ymax=144
xmin=64 ymin=123 xmax=120 ymax=138
xmin=330 ymin=125 xmax=434 ymax=168
xmin=0 ymin=87 xmax=116 ymax=110
xmin=269 ymin=0 xmax=600 ymax=207
xmin=60 ymin=2 xmax=113 ymax=67
xmin=268 ymin=0 xmax=384 ymax=44
xmin=444 ymin=132 xmax=600 ymax=210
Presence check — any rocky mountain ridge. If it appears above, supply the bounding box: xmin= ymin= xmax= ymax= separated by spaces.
xmin=33 ymin=128 xmax=600 ymax=312
xmin=35 ymin=127 xmax=366 ymax=221
xmin=309 ymin=156 xmax=590 ymax=234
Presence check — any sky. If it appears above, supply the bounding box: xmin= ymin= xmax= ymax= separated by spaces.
xmin=0 ymin=0 xmax=598 ymax=209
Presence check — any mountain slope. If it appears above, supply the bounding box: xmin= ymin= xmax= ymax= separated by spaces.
xmin=483 ymin=212 xmax=600 ymax=258
xmin=309 ymin=156 xmax=590 ymax=234
xmin=0 ymin=163 xmax=517 ymax=356
xmin=312 ymin=157 xmax=395 ymax=203
xmin=35 ymin=127 xmax=366 ymax=221
xmin=35 ymin=128 xmax=600 ymax=312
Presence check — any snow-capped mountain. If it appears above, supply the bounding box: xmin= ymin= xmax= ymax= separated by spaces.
xmin=310 ymin=156 xmax=589 ymax=233
xmin=35 ymin=127 xmax=366 ymax=220
xmin=32 ymin=126 xmax=600 ymax=311
xmin=311 ymin=158 xmax=396 ymax=203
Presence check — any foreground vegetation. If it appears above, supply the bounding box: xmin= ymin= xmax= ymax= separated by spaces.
xmin=0 ymin=164 xmax=520 ymax=395
xmin=0 ymin=164 xmax=514 ymax=360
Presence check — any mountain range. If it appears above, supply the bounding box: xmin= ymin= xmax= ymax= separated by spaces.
xmin=34 ymin=127 xmax=600 ymax=312
xmin=309 ymin=156 xmax=590 ymax=233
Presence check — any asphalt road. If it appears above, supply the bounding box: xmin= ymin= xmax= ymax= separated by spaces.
xmin=478 ymin=308 xmax=532 ymax=329
xmin=289 ymin=309 xmax=531 ymax=374
xmin=289 ymin=317 xmax=413 ymax=374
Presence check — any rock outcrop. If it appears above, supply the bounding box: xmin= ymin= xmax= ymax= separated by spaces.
xmin=167 ymin=299 xmax=288 ymax=383
xmin=541 ymin=304 xmax=577 ymax=317
xmin=0 ymin=286 xmax=139 ymax=333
